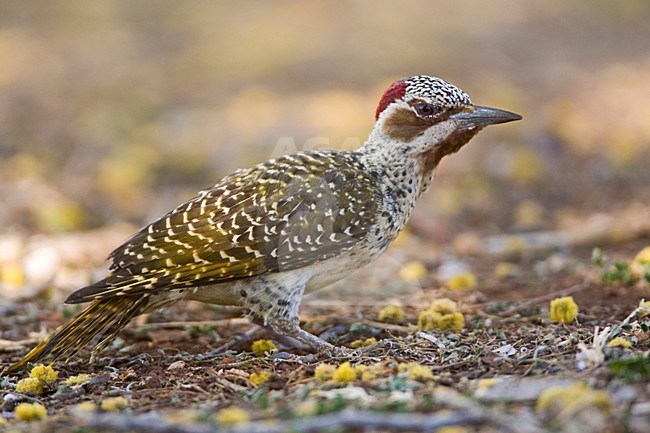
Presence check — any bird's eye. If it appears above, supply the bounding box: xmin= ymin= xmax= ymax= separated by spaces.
xmin=415 ymin=103 xmax=436 ymax=117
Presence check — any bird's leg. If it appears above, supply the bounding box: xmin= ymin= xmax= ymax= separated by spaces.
xmin=265 ymin=316 xmax=353 ymax=356
xmin=248 ymin=305 xmax=337 ymax=352
xmin=242 ymin=277 xmax=354 ymax=356
xmin=248 ymin=315 xmax=309 ymax=350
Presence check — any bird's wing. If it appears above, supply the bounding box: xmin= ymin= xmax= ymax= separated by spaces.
xmin=67 ymin=151 xmax=381 ymax=303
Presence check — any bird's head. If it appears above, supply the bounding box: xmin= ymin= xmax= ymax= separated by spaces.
xmin=371 ymin=75 xmax=521 ymax=168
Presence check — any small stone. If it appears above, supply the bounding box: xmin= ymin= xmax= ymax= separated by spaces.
xmin=167 ymin=360 xmax=186 ymax=370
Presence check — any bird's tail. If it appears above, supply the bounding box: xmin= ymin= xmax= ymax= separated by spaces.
xmin=7 ymin=296 xmax=150 ymax=373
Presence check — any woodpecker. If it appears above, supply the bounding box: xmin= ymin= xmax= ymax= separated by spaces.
xmin=8 ymin=75 xmax=520 ymax=372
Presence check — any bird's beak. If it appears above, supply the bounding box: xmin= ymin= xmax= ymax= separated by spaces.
xmin=449 ymin=105 xmax=522 ymax=129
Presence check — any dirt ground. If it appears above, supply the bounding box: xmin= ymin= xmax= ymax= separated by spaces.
xmin=1 ymin=224 xmax=649 ymax=433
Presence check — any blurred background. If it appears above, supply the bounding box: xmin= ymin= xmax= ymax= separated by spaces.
xmin=0 ymin=0 xmax=649 ymax=300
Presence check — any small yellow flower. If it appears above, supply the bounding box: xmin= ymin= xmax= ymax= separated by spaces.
xmin=633 ymin=246 xmax=650 ymax=265
xmin=536 ymin=382 xmax=610 ymax=415
xmin=431 ymin=298 xmax=458 ymax=314
xmin=354 ymin=364 xmax=366 ymax=373
xmin=75 ymin=401 xmax=97 ymax=412
xmin=417 ymin=305 xmax=464 ymax=332
xmin=0 ymin=263 xmax=24 ymax=287
xmin=549 ymin=296 xmax=579 ymax=323
xmin=100 ymin=397 xmax=128 ymax=412
xmin=215 ymin=406 xmax=250 ymax=425
xmin=350 ymin=337 xmax=377 ymax=348
xmin=16 ymin=377 xmax=46 ymax=395
xmin=398 ymin=261 xmax=428 ymax=282
xmin=314 ymin=363 xmax=336 ymax=381
xmin=494 ymin=262 xmax=518 ymax=278
xmin=29 ymin=364 xmax=58 ymax=382
xmin=477 ymin=378 xmax=499 ymax=388
xmin=513 ymin=200 xmax=544 ymax=229
xmin=250 ymin=339 xmax=277 ymax=356
xmin=332 ymin=361 xmax=356 ymax=383
xmin=249 ymin=371 xmax=271 ymax=386
xmin=360 ymin=371 xmax=375 ymax=382
xmin=632 ymin=247 xmax=650 ymax=276
xmin=16 ymin=364 xmax=59 ymax=395
xmin=354 ymin=363 xmax=386 ymax=382
xmin=607 ymin=337 xmax=632 ymax=348
xmin=447 ymin=272 xmax=477 ymax=290
xmin=437 ymin=312 xmax=465 ymax=331
xmin=407 ymin=364 xmax=434 ymax=381
xmin=14 ymin=402 xmax=47 ymax=421
xmin=417 ymin=309 xmax=442 ymax=331
xmin=65 ymin=373 xmax=93 ymax=386
xmin=377 ymin=305 xmax=404 ymax=321
xmin=357 ymin=366 xmax=373 ymax=381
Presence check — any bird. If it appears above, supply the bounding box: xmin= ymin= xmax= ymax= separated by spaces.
xmin=7 ymin=75 xmax=521 ymax=372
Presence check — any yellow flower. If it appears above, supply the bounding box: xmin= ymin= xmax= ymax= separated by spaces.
xmin=250 ymin=339 xmax=277 ymax=356
xmin=0 ymin=263 xmax=24 ymax=287
xmin=417 ymin=309 xmax=442 ymax=331
xmin=332 ymin=362 xmax=356 ymax=383
xmin=75 ymin=401 xmax=97 ymax=412
xmin=437 ymin=312 xmax=465 ymax=331
xmin=633 ymin=246 xmax=650 ymax=265
xmin=513 ymin=200 xmax=544 ymax=228
xmin=14 ymin=402 xmax=47 ymax=421
xmin=15 ymin=364 xmax=59 ymax=395
xmin=377 ymin=305 xmax=404 ymax=321
xmin=215 ymin=406 xmax=250 ymax=425
xmin=29 ymin=364 xmax=58 ymax=382
xmin=549 ymin=296 xmax=579 ymax=323
xmin=398 ymin=362 xmax=434 ymax=381
xmin=417 ymin=305 xmax=464 ymax=332
xmin=314 ymin=363 xmax=336 ymax=381
xmin=477 ymin=378 xmax=499 ymax=389
xmin=16 ymin=377 xmax=45 ymax=395
xmin=494 ymin=262 xmax=518 ymax=279
xmin=358 ymin=364 xmax=382 ymax=382
xmin=100 ymin=397 xmax=129 ymax=412
xmin=632 ymin=246 xmax=650 ymax=276
xmin=249 ymin=371 xmax=271 ymax=386
xmin=398 ymin=261 xmax=428 ymax=282
xmin=607 ymin=337 xmax=632 ymax=348
xmin=431 ymin=298 xmax=458 ymax=314
xmin=536 ymin=382 xmax=610 ymax=415
xmin=407 ymin=364 xmax=434 ymax=381
xmin=447 ymin=272 xmax=477 ymax=290
xmin=65 ymin=373 xmax=93 ymax=386
xmin=350 ymin=337 xmax=377 ymax=348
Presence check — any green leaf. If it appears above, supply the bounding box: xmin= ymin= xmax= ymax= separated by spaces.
xmin=610 ymin=355 xmax=650 ymax=382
